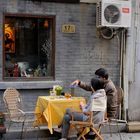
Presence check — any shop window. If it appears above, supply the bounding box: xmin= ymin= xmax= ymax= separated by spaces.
xmin=4 ymin=15 xmax=55 ymax=80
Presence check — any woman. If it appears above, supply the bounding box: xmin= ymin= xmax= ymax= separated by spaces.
xmin=59 ymin=78 xmax=107 ymax=140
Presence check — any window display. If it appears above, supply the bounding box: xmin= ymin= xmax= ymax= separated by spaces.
xmin=4 ymin=15 xmax=54 ymax=79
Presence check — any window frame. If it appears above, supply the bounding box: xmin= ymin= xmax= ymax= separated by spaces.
xmin=3 ymin=13 xmax=56 ymax=81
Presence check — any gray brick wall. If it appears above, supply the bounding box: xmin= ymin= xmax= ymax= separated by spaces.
xmin=0 ymin=1 xmax=120 ymax=111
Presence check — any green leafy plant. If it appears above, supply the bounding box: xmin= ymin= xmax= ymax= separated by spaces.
xmin=53 ymin=85 xmax=63 ymax=95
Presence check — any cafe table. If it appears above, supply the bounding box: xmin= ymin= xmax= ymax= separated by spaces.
xmin=33 ymin=96 xmax=86 ymax=134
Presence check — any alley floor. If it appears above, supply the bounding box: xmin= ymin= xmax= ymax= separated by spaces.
xmin=2 ymin=132 xmax=140 ymax=140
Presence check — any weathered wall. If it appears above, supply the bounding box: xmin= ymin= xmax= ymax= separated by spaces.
xmin=0 ymin=0 xmax=120 ymax=112
xmin=128 ymin=0 xmax=140 ymax=121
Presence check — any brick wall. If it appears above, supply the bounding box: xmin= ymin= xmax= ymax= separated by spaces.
xmin=0 ymin=1 xmax=120 ymax=111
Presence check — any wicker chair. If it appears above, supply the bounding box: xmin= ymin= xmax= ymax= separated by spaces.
xmin=3 ymin=87 xmax=35 ymax=139
xmin=107 ymin=87 xmax=126 ymax=139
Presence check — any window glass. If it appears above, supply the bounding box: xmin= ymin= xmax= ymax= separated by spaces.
xmin=4 ymin=16 xmax=54 ymax=79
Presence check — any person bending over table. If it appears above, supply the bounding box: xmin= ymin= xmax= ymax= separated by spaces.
xmin=59 ymin=78 xmax=107 ymax=140
xmin=71 ymin=68 xmax=117 ymax=119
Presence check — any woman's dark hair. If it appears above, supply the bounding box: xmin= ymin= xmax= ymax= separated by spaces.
xmin=95 ymin=68 xmax=109 ymax=79
xmin=91 ymin=78 xmax=104 ymax=91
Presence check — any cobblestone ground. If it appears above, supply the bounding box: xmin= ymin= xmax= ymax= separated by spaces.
xmin=103 ymin=133 xmax=140 ymax=140
xmin=23 ymin=133 xmax=140 ymax=140
xmin=2 ymin=133 xmax=140 ymax=140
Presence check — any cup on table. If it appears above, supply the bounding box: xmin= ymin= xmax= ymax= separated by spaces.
xmin=64 ymin=93 xmax=71 ymax=99
xmin=50 ymin=90 xmax=56 ymax=96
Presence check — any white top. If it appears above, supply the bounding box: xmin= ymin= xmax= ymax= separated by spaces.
xmin=82 ymin=89 xmax=107 ymax=112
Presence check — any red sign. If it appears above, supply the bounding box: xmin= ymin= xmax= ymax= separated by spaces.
xmin=122 ymin=8 xmax=130 ymax=13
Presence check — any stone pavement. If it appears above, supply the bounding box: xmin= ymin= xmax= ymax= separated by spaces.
xmin=2 ymin=131 xmax=140 ymax=140
xmin=3 ymin=133 xmax=140 ymax=140
xmin=1 ymin=122 xmax=140 ymax=140
xmin=102 ymin=133 xmax=140 ymax=140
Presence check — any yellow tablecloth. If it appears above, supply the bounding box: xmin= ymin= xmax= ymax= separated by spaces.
xmin=34 ymin=96 xmax=86 ymax=134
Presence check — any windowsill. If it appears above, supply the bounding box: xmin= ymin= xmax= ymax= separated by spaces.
xmin=0 ymin=80 xmax=63 ymax=89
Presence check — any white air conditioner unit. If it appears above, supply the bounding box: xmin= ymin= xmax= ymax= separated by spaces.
xmin=96 ymin=0 xmax=131 ymax=28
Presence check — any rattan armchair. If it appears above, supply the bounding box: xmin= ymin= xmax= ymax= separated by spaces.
xmin=106 ymin=87 xmax=126 ymax=139
xmin=3 ymin=87 xmax=36 ymax=139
